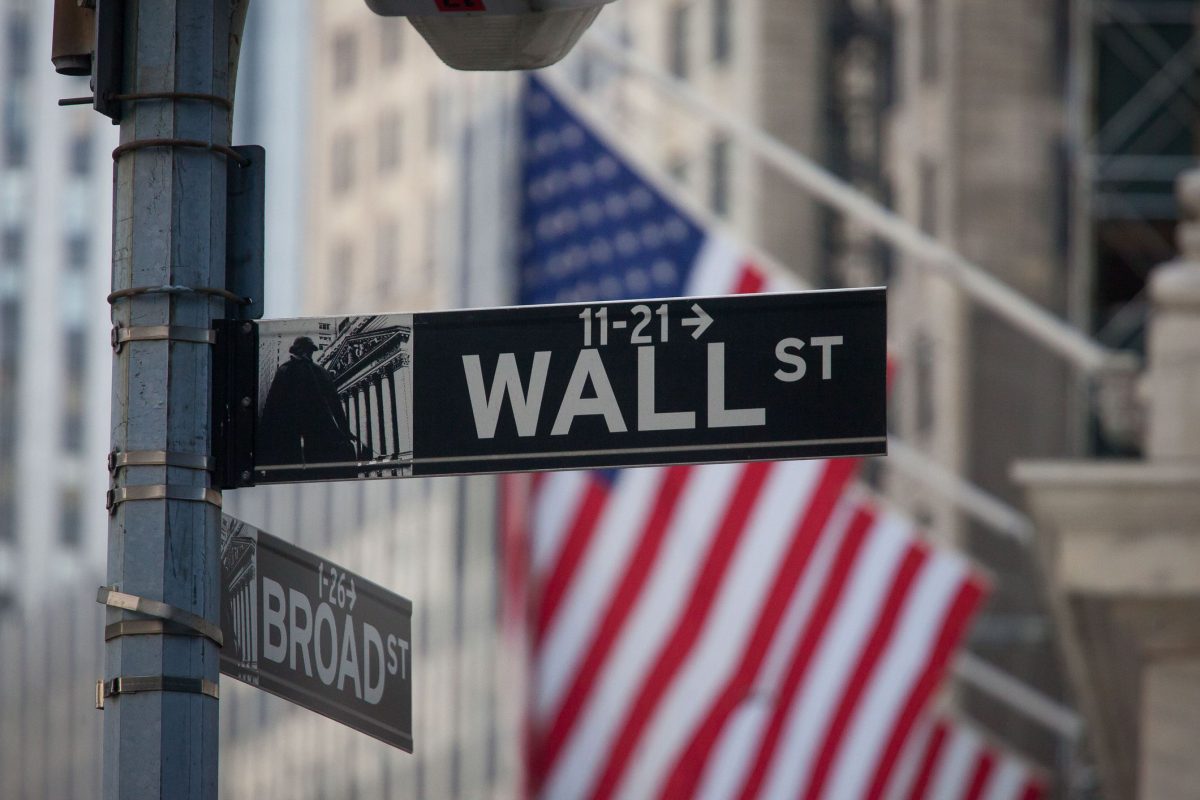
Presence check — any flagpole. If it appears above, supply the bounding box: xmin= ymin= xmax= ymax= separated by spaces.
xmin=954 ymin=653 xmax=1084 ymax=741
xmin=538 ymin=70 xmax=1042 ymax=550
xmin=885 ymin=440 xmax=1037 ymax=543
xmin=573 ymin=29 xmax=1136 ymax=379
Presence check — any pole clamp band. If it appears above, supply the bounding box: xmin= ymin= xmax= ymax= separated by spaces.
xmin=106 ymin=284 xmax=252 ymax=307
xmin=97 ymin=587 xmax=224 ymax=647
xmin=109 ymin=91 xmax=234 ymax=112
xmin=112 ymin=138 xmax=250 ymax=167
xmin=96 ymin=676 xmax=219 ymax=710
xmin=104 ymin=619 xmax=209 ymax=641
xmin=108 ymin=450 xmax=212 ymax=475
xmin=106 ymin=485 xmax=222 ymax=514
xmin=111 ymin=324 xmax=216 ymax=352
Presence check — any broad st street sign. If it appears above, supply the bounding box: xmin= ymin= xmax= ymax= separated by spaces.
xmin=215 ymin=288 xmax=886 ymax=487
xmin=219 ymin=515 xmax=413 ymax=751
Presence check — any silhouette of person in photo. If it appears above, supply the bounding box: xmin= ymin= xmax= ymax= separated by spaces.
xmin=257 ymin=336 xmax=358 ymax=466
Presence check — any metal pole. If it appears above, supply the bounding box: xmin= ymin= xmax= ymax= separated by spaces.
xmin=104 ymin=1 xmax=246 ymax=797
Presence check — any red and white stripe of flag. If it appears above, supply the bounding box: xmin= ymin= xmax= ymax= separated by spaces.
xmin=883 ymin=715 xmax=1048 ymax=800
xmin=512 ymin=457 xmax=990 ymax=800
xmin=501 ymin=238 xmax=1014 ymax=798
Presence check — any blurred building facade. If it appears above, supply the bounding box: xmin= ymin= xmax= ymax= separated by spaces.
xmin=881 ymin=0 xmax=1078 ymax=774
xmin=1014 ymin=4 xmax=1200 ymax=799
xmin=0 ymin=0 xmax=114 ymax=797
xmin=0 ymin=0 xmax=528 ymax=796
xmin=879 ymin=1 xmax=1197 ymax=795
xmin=0 ymin=0 xmax=112 ymax=621
xmin=219 ymin=2 xmax=521 ymax=798
xmin=1018 ymin=203 xmax=1200 ymax=800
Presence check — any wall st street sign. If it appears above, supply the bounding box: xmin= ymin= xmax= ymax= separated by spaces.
xmin=215 ymin=288 xmax=886 ymax=486
xmin=220 ymin=515 xmax=413 ymax=751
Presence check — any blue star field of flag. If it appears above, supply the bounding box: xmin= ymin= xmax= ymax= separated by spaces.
xmin=519 ymin=76 xmax=706 ymax=307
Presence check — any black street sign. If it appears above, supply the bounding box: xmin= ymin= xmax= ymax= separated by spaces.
xmin=219 ymin=515 xmax=413 ymax=752
xmin=219 ymin=288 xmax=886 ymax=486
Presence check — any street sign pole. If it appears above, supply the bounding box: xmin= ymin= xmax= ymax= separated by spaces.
xmin=103 ymin=1 xmax=246 ymax=797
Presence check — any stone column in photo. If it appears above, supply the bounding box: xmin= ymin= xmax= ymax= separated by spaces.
xmin=1015 ymin=170 xmax=1200 ymax=799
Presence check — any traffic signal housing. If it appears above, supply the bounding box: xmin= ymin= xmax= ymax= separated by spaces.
xmin=364 ymin=0 xmax=617 ymax=71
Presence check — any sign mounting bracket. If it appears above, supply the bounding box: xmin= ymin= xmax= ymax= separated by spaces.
xmin=212 ymin=319 xmax=259 ymax=489
xmin=97 ymin=586 xmax=225 ymax=647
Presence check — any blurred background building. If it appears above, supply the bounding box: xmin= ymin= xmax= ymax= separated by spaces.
xmin=219 ymin=2 xmax=521 ymax=798
xmin=0 ymin=0 xmax=113 ymax=796
xmin=883 ymin=0 xmax=1078 ymax=773
xmin=877 ymin=1 xmax=1198 ymax=792
xmin=0 ymin=0 xmax=1196 ymax=798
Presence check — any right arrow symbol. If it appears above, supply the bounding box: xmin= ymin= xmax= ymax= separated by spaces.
xmin=682 ymin=304 xmax=713 ymax=340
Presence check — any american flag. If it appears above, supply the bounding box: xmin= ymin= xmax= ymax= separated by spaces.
xmin=508 ymin=75 xmax=1041 ymax=800
xmin=886 ymin=716 xmax=1048 ymax=800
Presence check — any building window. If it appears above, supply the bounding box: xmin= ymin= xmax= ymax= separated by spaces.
xmin=62 ymin=407 xmax=86 ymax=455
xmin=914 ymin=332 xmax=936 ymax=436
xmin=65 ymin=233 xmax=89 ymax=270
xmin=669 ymin=5 xmax=691 ymax=79
xmin=913 ymin=502 xmax=935 ymax=532
xmin=919 ymin=0 xmax=939 ymax=84
xmin=0 ymin=301 xmax=20 ymax=534
xmin=3 ymin=93 xmax=27 ymax=168
xmin=380 ymin=20 xmax=403 ymax=66
xmin=2 ymin=127 xmax=25 ymax=167
xmin=0 ymin=474 xmax=14 ymax=544
xmin=0 ymin=379 xmax=14 ymax=446
xmin=1 ymin=227 xmax=22 ymax=264
xmin=668 ymin=156 xmax=690 ymax=186
xmin=68 ymin=130 xmax=91 ymax=177
xmin=578 ymin=52 xmax=597 ymax=91
xmin=59 ymin=488 xmax=83 ymax=547
xmin=427 ymin=89 xmax=447 ymax=150
xmin=918 ymin=158 xmax=938 ymax=234
xmin=0 ymin=379 xmax=15 ymax=542
xmin=332 ymin=30 xmax=358 ymax=91
xmin=62 ymin=329 xmax=87 ymax=453
xmin=331 ymin=241 xmax=353 ymax=310
xmin=6 ymin=12 xmax=29 ymax=79
xmin=376 ymin=219 xmax=399 ymax=296
xmin=423 ymin=202 xmax=438 ymax=283
xmin=712 ymin=0 xmax=732 ymax=65
xmin=64 ymin=326 xmax=87 ymax=376
xmin=331 ymin=132 xmax=355 ymax=195
xmin=0 ymin=299 xmax=18 ymax=364
xmin=709 ymin=136 xmax=730 ymax=217
xmin=378 ymin=110 xmax=402 ymax=173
